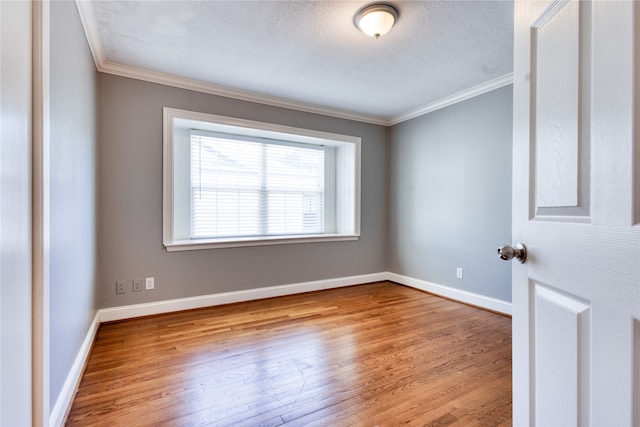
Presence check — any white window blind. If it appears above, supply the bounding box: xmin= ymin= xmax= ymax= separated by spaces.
xmin=190 ymin=131 xmax=325 ymax=239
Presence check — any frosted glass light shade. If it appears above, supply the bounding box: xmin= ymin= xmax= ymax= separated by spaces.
xmin=355 ymin=4 xmax=398 ymax=39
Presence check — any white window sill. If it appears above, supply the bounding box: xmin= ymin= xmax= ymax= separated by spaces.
xmin=164 ymin=234 xmax=360 ymax=252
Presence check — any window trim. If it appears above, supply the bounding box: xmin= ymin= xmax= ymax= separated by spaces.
xmin=163 ymin=107 xmax=361 ymax=251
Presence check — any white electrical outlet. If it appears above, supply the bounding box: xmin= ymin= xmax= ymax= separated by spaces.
xmin=456 ymin=268 xmax=463 ymax=279
xmin=116 ymin=280 xmax=127 ymax=294
xmin=145 ymin=277 xmax=155 ymax=290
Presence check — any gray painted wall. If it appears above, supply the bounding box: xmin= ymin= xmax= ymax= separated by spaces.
xmin=49 ymin=1 xmax=99 ymax=409
xmin=389 ymin=86 xmax=513 ymax=302
xmin=0 ymin=2 xmax=33 ymax=424
xmin=98 ymin=74 xmax=388 ymax=308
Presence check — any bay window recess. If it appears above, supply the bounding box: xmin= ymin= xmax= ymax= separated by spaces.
xmin=163 ymin=108 xmax=361 ymax=251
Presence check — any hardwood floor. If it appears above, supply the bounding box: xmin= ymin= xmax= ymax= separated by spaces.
xmin=66 ymin=281 xmax=512 ymax=426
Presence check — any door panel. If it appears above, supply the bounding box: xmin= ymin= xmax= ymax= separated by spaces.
xmin=534 ymin=284 xmax=590 ymax=426
xmin=636 ymin=2 xmax=640 ymax=226
xmin=531 ymin=0 xmax=591 ymax=221
xmin=634 ymin=320 xmax=640 ymax=426
xmin=513 ymin=1 xmax=640 ymax=425
xmin=533 ymin=1 xmax=581 ymax=212
xmin=590 ymin=0 xmax=635 ymax=226
xmin=591 ymin=305 xmax=636 ymax=425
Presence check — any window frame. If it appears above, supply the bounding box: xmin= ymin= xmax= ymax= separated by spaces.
xmin=163 ymin=107 xmax=361 ymax=251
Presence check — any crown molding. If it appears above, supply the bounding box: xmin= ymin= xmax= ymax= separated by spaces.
xmin=98 ymin=60 xmax=391 ymax=126
xmin=75 ymin=0 xmax=513 ymax=127
xmin=388 ymin=73 xmax=514 ymax=125
xmin=75 ymin=0 xmax=105 ymax=67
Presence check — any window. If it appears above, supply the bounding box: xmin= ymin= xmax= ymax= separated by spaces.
xmin=190 ymin=131 xmax=325 ymax=238
xmin=163 ymin=108 xmax=360 ymax=251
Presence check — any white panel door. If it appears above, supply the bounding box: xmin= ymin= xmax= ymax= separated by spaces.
xmin=512 ymin=1 xmax=640 ymax=425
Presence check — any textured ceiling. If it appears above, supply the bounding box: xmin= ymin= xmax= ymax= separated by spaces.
xmin=89 ymin=0 xmax=513 ymax=122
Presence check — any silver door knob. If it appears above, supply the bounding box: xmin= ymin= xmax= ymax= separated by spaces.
xmin=497 ymin=243 xmax=527 ymax=263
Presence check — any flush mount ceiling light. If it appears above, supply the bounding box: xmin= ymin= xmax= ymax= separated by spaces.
xmin=354 ymin=3 xmax=399 ymax=39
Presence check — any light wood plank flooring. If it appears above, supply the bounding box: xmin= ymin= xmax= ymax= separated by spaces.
xmin=66 ymin=281 xmax=512 ymax=426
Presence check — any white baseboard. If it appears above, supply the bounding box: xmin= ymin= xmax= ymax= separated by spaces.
xmin=387 ymin=272 xmax=512 ymax=315
xmin=54 ymin=271 xmax=510 ymax=425
xmin=98 ymin=272 xmax=388 ymax=323
xmin=95 ymin=271 xmax=512 ymax=323
xmin=49 ymin=311 xmax=101 ymax=427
